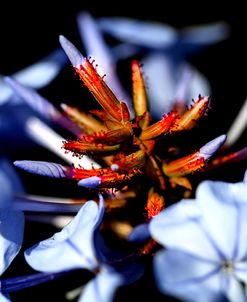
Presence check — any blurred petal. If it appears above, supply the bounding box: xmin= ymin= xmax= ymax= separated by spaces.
xmin=128 ymin=223 xmax=150 ymax=242
xmin=149 ymin=200 xmax=223 ymax=261
xmin=181 ymin=22 xmax=230 ymax=45
xmin=0 ymin=158 xmax=24 ymax=193
xmin=77 ymin=11 xmax=131 ymax=110
xmin=187 ymin=65 xmax=211 ymax=103
xmin=0 ymin=210 xmax=25 ymax=274
xmin=4 ymin=77 xmax=73 ymax=131
xmin=142 ymin=54 xmax=175 ymax=117
xmin=0 ymin=49 xmax=67 ymax=105
xmin=154 ymin=249 xmax=223 ymax=302
xmin=79 ymin=268 xmax=123 ymax=302
xmin=0 ymin=169 xmax=14 ymax=210
xmin=0 ymin=293 xmax=10 ymax=302
xmin=98 ymin=17 xmax=177 ymax=49
xmin=25 ymin=198 xmax=104 ymax=272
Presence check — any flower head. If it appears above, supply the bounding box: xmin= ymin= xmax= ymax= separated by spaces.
xmin=149 ymin=170 xmax=247 ymax=302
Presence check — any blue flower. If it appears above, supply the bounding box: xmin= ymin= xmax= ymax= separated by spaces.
xmin=0 ymin=159 xmax=25 ymax=302
xmin=24 ymin=195 xmax=124 ymax=301
xmin=149 ymin=171 xmax=247 ymax=302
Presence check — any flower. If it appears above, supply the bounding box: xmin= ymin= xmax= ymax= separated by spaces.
xmin=23 ymin=195 xmax=126 ymax=301
xmin=149 ymin=170 xmax=247 ymax=302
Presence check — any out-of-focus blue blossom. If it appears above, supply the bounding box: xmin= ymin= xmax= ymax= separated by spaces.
xmin=0 ymin=50 xmax=67 ymax=152
xmin=24 ymin=196 xmax=126 ymax=301
xmin=149 ymin=171 xmax=247 ymax=302
xmin=77 ymin=13 xmax=229 ymax=118
xmin=0 ymin=159 xmax=25 ymax=302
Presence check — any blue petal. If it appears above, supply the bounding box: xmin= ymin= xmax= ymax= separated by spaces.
xmin=77 ymin=12 xmax=131 ymax=111
xmin=0 ymin=169 xmax=14 ymax=210
xmin=181 ymin=22 xmax=230 ymax=46
xmin=127 ymin=223 xmax=150 ymax=242
xmin=98 ymin=17 xmax=177 ymax=49
xmin=13 ymin=196 xmax=83 ymax=213
xmin=221 ymin=275 xmax=246 ymax=302
xmin=196 ymin=180 xmax=247 ymax=260
xmin=154 ymin=249 xmax=224 ymax=302
xmin=14 ymin=160 xmax=66 ymax=178
xmin=0 ymin=293 xmax=11 ymax=302
xmin=0 ymin=209 xmax=25 ymax=274
xmin=5 ymin=77 xmax=63 ymax=122
xmin=199 ymin=135 xmax=226 ymax=159
xmin=79 ymin=267 xmax=123 ymax=302
xmin=25 ymin=198 xmax=104 ymax=272
xmin=149 ymin=200 xmax=222 ymax=261
xmin=0 ymin=49 xmax=67 ymax=105
xmin=0 ymin=158 xmax=24 ymax=193
xmin=78 ymin=176 xmax=101 ymax=189
xmin=59 ymin=35 xmax=84 ymax=68
xmin=142 ymin=54 xmax=176 ymax=117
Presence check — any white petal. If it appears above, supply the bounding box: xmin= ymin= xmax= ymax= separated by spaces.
xmin=0 ymin=210 xmax=25 ymax=274
xmin=150 ymin=200 xmax=221 ymax=261
xmin=25 ymin=198 xmax=104 ymax=272
xmin=79 ymin=268 xmax=123 ymax=302
xmin=0 ymin=293 xmax=11 ymax=302
xmin=154 ymin=249 xmax=223 ymax=302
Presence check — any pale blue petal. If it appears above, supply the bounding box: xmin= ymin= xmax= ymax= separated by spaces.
xmin=0 ymin=210 xmax=25 ymax=274
xmin=78 ymin=176 xmax=101 ymax=189
xmin=0 ymin=170 xmax=13 ymax=210
xmin=0 ymin=293 xmax=11 ymax=302
xmin=127 ymin=223 xmax=150 ymax=242
xmin=199 ymin=135 xmax=226 ymax=160
xmin=77 ymin=12 xmax=131 ymax=110
xmin=5 ymin=77 xmax=62 ymax=122
xmin=187 ymin=65 xmax=211 ymax=103
xmin=142 ymin=54 xmax=176 ymax=117
xmin=79 ymin=268 xmax=123 ymax=302
xmin=235 ymin=261 xmax=247 ymax=284
xmin=98 ymin=17 xmax=177 ymax=49
xmin=13 ymin=196 xmax=82 ymax=213
xmin=149 ymin=200 xmax=222 ymax=261
xmin=196 ymin=180 xmax=247 ymax=259
xmin=154 ymin=249 xmax=224 ymax=302
xmin=59 ymin=35 xmax=84 ymax=68
xmin=221 ymin=275 xmax=245 ymax=302
xmin=25 ymin=198 xmax=104 ymax=272
xmin=14 ymin=49 xmax=67 ymax=88
xmin=0 ymin=50 xmax=66 ymax=105
xmin=244 ymin=170 xmax=247 ymax=183
xmin=14 ymin=160 xmax=67 ymax=178
xmin=181 ymin=22 xmax=230 ymax=45
xmin=0 ymin=158 xmax=24 ymax=193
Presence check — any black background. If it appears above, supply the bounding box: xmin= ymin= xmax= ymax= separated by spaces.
xmin=1 ymin=1 xmax=247 ymax=301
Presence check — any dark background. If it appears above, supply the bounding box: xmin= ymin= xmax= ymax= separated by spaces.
xmin=1 ymin=1 xmax=247 ymax=301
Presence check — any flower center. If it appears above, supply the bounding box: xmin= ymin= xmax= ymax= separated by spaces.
xmin=221 ymin=260 xmax=235 ymax=274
